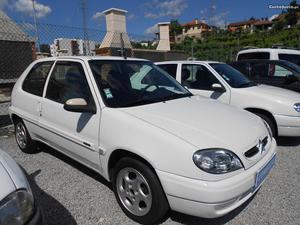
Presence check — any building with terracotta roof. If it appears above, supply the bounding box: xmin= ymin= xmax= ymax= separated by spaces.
xmin=181 ymin=19 xmax=211 ymax=38
xmin=228 ymin=19 xmax=274 ymax=32
xmin=228 ymin=19 xmax=259 ymax=32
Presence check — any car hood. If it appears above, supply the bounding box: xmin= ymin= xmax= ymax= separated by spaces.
xmin=120 ymin=96 xmax=267 ymax=156
xmin=0 ymin=149 xmax=30 ymax=201
xmin=243 ymin=84 xmax=300 ymax=102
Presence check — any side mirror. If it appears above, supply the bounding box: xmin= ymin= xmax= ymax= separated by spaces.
xmin=63 ymin=98 xmax=96 ymax=114
xmin=211 ymin=83 xmax=226 ymax=92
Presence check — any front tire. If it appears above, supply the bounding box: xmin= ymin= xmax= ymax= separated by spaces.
xmin=15 ymin=120 xmax=39 ymax=154
xmin=112 ymin=157 xmax=169 ymax=225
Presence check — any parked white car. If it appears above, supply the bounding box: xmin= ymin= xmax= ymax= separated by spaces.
xmin=237 ymin=48 xmax=300 ymax=65
xmin=10 ymin=56 xmax=276 ymax=224
xmin=0 ymin=149 xmax=42 ymax=225
xmin=156 ymin=61 xmax=300 ymax=137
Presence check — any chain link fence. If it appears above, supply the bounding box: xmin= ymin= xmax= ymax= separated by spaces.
xmin=0 ymin=16 xmax=166 ymax=127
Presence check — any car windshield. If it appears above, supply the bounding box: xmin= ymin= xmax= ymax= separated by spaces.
xmin=89 ymin=60 xmax=192 ymax=107
xmin=209 ymin=63 xmax=257 ymax=88
xmin=281 ymin=60 xmax=300 ymax=74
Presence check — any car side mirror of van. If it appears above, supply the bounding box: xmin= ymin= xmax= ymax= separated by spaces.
xmin=211 ymin=83 xmax=226 ymax=92
xmin=63 ymin=98 xmax=96 ymax=114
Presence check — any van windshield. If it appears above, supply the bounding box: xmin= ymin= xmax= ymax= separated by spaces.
xmin=89 ymin=60 xmax=192 ymax=107
xmin=210 ymin=63 xmax=257 ymax=88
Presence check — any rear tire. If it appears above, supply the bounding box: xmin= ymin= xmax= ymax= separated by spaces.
xmin=112 ymin=157 xmax=169 ymax=225
xmin=255 ymin=113 xmax=277 ymax=137
xmin=15 ymin=120 xmax=39 ymax=154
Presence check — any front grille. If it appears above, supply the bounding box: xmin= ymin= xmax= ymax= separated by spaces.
xmin=244 ymin=136 xmax=268 ymax=158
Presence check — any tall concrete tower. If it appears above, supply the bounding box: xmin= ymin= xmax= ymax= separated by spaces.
xmin=156 ymin=22 xmax=171 ymax=51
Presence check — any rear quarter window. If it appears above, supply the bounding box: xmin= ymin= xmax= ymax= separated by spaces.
xmin=22 ymin=61 xmax=54 ymax=96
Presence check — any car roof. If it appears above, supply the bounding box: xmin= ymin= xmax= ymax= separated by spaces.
xmin=155 ymin=60 xmax=222 ymax=65
xmin=34 ymin=56 xmax=149 ymax=63
xmin=230 ymin=59 xmax=290 ymax=64
xmin=238 ymin=48 xmax=300 ymax=55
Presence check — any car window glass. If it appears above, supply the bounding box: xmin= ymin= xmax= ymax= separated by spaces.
xmin=89 ymin=60 xmax=190 ymax=108
xmin=181 ymin=64 xmax=219 ymax=90
xmin=238 ymin=52 xmax=270 ymax=60
xmin=157 ymin=64 xmax=177 ymax=78
xmin=250 ymin=63 xmax=269 ymax=78
xmin=278 ymin=54 xmax=300 ymax=66
xmin=46 ymin=61 xmax=94 ymax=105
xmin=231 ymin=63 xmax=249 ymax=76
xmin=22 ymin=61 xmax=54 ymax=96
xmin=268 ymin=64 xmax=292 ymax=77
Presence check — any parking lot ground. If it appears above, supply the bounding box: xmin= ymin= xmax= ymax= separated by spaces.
xmin=0 ymin=132 xmax=299 ymax=225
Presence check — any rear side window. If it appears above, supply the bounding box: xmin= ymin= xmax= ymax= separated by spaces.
xmin=22 ymin=61 xmax=54 ymax=96
xmin=278 ymin=54 xmax=300 ymax=66
xmin=250 ymin=63 xmax=269 ymax=78
xmin=46 ymin=61 xmax=93 ymax=104
xmin=237 ymin=52 xmax=270 ymax=61
xmin=230 ymin=63 xmax=250 ymax=77
xmin=157 ymin=64 xmax=177 ymax=78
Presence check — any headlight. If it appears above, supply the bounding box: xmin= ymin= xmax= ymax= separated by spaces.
xmin=0 ymin=190 xmax=34 ymax=225
xmin=193 ymin=149 xmax=243 ymax=174
xmin=294 ymin=103 xmax=300 ymax=112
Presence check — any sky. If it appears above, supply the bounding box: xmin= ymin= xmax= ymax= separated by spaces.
xmin=0 ymin=0 xmax=295 ymax=37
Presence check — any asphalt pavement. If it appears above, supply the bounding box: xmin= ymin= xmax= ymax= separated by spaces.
xmin=0 ymin=132 xmax=299 ymax=225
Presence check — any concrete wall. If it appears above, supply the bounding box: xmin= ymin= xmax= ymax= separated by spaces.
xmin=132 ymin=49 xmax=187 ymax=62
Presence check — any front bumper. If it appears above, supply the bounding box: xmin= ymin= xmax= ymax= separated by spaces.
xmin=275 ymin=114 xmax=300 ymax=136
xmin=26 ymin=206 xmax=43 ymax=225
xmin=156 ymin=138 xmax=277 ymax=218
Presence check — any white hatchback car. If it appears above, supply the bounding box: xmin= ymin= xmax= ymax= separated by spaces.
xmin=156 ymin=61 xmax=300 ymax=137
xmin=0 ymin=149 xmax=42 ymax=225
xmin=10 ymin=56 xmax=276 ymax=224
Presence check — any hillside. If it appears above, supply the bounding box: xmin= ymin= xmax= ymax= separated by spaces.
xmin=173 ymin=26 xmax=300 ymax=62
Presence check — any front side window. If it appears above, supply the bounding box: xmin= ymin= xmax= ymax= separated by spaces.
xmin=89 ymin=60 xmax=191 ymax=107
xmin=46 ymin=61 xmax=93 ymax=104
xmin=181 ymin=64 xmax=220 ymax=90
xmin=210 ymin=63 xmax=256 ymax=88
xmin=22 ymin=61 xmax=54 ymax=96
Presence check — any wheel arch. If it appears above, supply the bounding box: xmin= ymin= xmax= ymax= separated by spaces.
xmin=244 ymin=107 xmax=278 ymax=133
xmin=11 ymin=113 xmax=22 ymax=125
xmin=107 ymin=149 xmax=157 ymax=182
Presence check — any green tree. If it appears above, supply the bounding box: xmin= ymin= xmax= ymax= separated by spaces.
xmin=169 ymin=19 xmax=182 ymax=36
xmin=286 ymin=0 xmax=300 ymax=26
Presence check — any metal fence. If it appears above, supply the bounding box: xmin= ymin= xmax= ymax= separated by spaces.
xmin=1 ymin=16 xmax=299 ymax=127
xmin=0 ymin=18 xmax=162 ymax=127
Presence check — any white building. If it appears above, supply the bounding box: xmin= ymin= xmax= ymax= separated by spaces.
xmin=50 ymin=38 xmax=97 ymax=57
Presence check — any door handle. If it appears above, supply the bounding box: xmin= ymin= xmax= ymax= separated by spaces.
xmin=37 ymin=102 xmax=42 ymax=116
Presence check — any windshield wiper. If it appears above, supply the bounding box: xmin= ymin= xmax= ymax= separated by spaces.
xmin=121 ymin=93 xmax=192 ymax=107
xmin=236 ymin=81 xmax=257 ymax=88
xmin=160 ymin=93 xmax=193 ymax=102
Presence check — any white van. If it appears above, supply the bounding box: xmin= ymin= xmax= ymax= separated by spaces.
xmin=237 ymin=48 xmax=300 ymax=65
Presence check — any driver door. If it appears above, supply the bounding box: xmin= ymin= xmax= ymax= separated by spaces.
xmin=180 ymin=64 xmax=230 ymax=104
